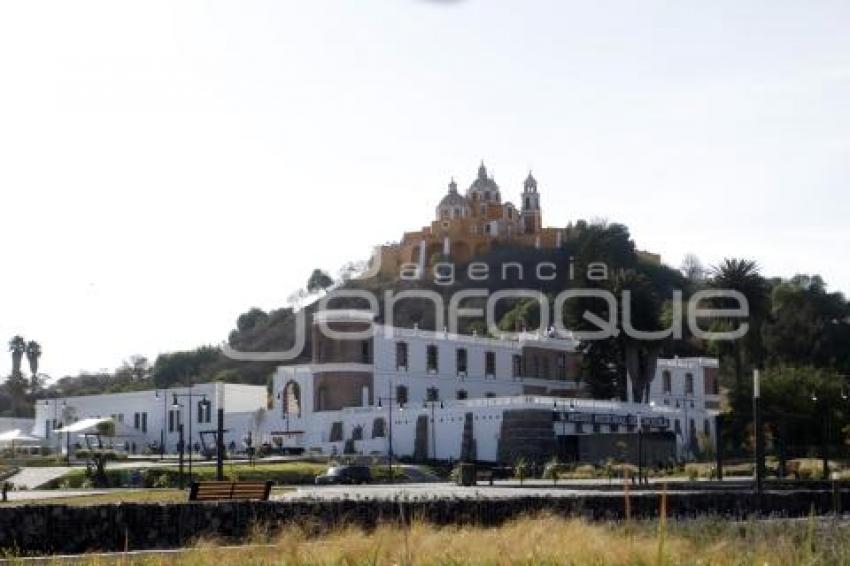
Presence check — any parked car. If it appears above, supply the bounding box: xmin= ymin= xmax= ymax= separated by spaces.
xmin=315 ymin=465 xmax=372 ymax=485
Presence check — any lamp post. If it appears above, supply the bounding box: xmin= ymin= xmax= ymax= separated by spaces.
xmin=377 ymin=382 xmax=402 ymax=480
xmin=154 ymin=388 xmax=168 ymax=460
xmin=171 ymin=388 xmax=208 ymax=486
xmin=666 ymin=395 xmax=694 ymax=461
xmin=810 ymin=387 xmax=846 ymax=481
xmin=423 ymin=399 xmax=443 ymax=461
xmin=753 ymin=369 xmax=764 ymax=496
xmin=44 ymin=398 xmax=66 ymax=456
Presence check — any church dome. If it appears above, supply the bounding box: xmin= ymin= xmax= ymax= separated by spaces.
xmin=466 ymin=161 xmax=501 ymax=208
xmin=439 ymin=191 xmax=466 ymax=208
xmin=436 ymin=178 xmax=469 ymax=221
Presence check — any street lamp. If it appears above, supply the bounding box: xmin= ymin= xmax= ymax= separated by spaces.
xmin=377 ymin=382 xmax=403 ymax=480
xmin=809 ymin=386 xmax=847 ymax=481
xmin=423 ymin=399 xmax=443 ymax=461
xmin=154 ymin=388 xmax=169 ymax=460
xmin=171 ymin=388 xmax=208 ymax=487
xmin=754 ymin=369 xmax=764 ymax=496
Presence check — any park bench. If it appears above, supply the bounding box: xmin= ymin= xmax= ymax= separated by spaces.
xmin=188 ymin=480 xmax=273 ymax=502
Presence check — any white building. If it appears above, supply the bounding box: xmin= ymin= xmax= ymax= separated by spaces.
xmin=32 ymin=383 xmax=267 ymax=453
xmin=263 ymin=311 xmax=721 ymax=463
xmin=29 ymin=312 xmax=721 ymax=464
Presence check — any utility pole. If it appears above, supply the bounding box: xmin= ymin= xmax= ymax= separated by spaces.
xmin=377 ymin=382 xmax=400 ymax=481
xmin=753 ymin=369 xmax=764 ymax=496
xmin=216 ymin=408 xmax=225 ymax=481
xmin=178 ymin=423 xmax=185 ymax=490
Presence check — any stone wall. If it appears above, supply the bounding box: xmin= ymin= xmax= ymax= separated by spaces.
xmin=3 ymin=489 xmax=848 ymax=555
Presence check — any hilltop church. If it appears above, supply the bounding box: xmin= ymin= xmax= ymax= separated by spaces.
xmin=379 ymin=162 xmax=659 ymax=276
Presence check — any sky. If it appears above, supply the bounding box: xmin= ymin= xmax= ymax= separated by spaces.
xmin=0 ymin=0 xmax=848 ymax=380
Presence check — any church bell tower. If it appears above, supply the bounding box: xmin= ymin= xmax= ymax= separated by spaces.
xmin=521 ymin=171 xmax=541 ymax=234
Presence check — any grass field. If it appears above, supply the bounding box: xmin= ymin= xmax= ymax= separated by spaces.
xmin=44 ymin=514 xmax=850 ymax=565
xmin=46 ymin=461 xmax=329 ymax=489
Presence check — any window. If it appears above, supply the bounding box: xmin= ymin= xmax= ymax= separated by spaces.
xmin=512 ymin=355 xmax=522 ymax=379
xmin=456 ymin=390 xmax=468 ymax=400
xmin=329 ymin=422 xmax=344 ymax=442
xmin=372 ymin=418 xmax=386 ymax=438
xmin=675 ymin=419 xmax=681 ymax=434
xmin=351 ymin=425 xmax=363 ymax=441
xmin=685 ymin=373 xmax=694 ymax=395
xmin=485 ymin=351 xmax=496 ymax=377
xmin=197 ymin=400 xmax=211 ymax=424
xmin=168 ymin=409 xmax=180 ymax=433
xmin=134 ymin=412 xmax=141 ymax=430
xmin=663 ymin=370 xmax=672 ymax=394
xmin=557 ymin=353 xmax=567 ymax=380
xmin=456 ymin=348 xmax=467 ymax=376
xmin=704 ymin=419 xmax=711 ymax=436
xmin=426 ymin=387 xmax=439 ymax=402
xmin=361 ymin=340 xmax=371 ymax=363
xmin=396 ymin=385 xmax=408 ymax=406
xmin=283 ymin=381 xmax=301 ymax=417
xmin=396 ymin=342 xmax=409 ymax=370
xmin=485 ymin=392 xmax=496 ymax=398
xmin=141 ymin=412 xmax=147 ymax=433
xmin=427 ymin=345 xmax=438 ymax=373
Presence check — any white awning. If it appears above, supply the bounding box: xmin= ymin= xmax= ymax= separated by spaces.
xmin=53 ymin=417 xmax=111 ymax=434
xmin=0 ymin=429 xmax=42 ymax=443
xmin=54 ymin=417 xmax=145 ymax=438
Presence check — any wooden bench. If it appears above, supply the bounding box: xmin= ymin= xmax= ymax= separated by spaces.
xmin=188 ymin=480 xmax=273 ymax=502
xmin=475 ymin=469 xmax=495 ymax=486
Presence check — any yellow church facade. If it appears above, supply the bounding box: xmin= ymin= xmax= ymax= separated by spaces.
xmin=380 ymin=162 xmax=564 ymax=275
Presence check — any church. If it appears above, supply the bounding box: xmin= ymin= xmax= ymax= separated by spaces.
xmin=379 ymin=162 xmax=566 ymax=276
xmin=379 ymin=162 xmax=659 ymax=276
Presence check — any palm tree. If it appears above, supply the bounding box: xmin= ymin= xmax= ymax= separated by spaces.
xmin=615 ymin=271 xmax=664 ymax=403
xmin=25 ymin=341 xmax=42 ymax=393
xmin=709 ymin=258 xmax=770 ymax=391
xmin=8 ymin=335 xmax=26 ymax=378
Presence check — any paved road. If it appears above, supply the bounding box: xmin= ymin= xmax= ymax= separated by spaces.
xmin=5 ymin=467 xmax=74 ymax=490
xmin=283 ymin=482 xmax=632 ymax=501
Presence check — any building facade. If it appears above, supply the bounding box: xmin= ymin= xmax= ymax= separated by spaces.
xmin=265 ymin=311 xmax=720 ymax=463
xmin=30 ymin=317 xmax=720 ymax=464
xmin=32 ymin=383 xmax=267 ymax=453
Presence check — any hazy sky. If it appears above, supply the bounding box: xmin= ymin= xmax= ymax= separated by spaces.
xmin=1 ymin=1 xmax=848 ymax=379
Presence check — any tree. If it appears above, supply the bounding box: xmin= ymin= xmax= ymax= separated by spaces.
xmin=763 ymin=275 xmax=850 ymax=371
xmin=25 ymin=340 xmax=42 ymax=392
xmin=8 ymin=336 xmax=26 ymax=378
xmin=306 ymin=269 xmax=334 ymax=295
xmin=615 ymin=271 xmax=665 ymax=403
xmin=709 ymin=259 xmax=770 ymax=391
xmin=680 ymin=253 xmax=706 ymax=283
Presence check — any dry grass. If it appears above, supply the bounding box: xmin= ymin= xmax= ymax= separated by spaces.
xmin=52 ymin=514 xmax=850 ymax=565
